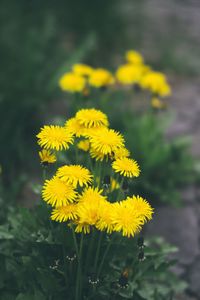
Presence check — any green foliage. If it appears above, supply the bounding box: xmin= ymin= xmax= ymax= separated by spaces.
xmin=0 ymin=204 xmax=186 ymax=299
xmin=122 ymin=113 xmax=194 ymax=206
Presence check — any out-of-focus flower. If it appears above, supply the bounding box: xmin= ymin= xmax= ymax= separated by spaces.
xmin=140 ymin=71 xmax=171 ymax=97
xmin=89 ymin=68 xmax=114 ymax=88
xmin=59 ymin=72 xmax=86 ymax=93
xmin=72 ymin=64 xmax=94 ymax=77
xmin=125 ymin=50 xmax=144 ymax=65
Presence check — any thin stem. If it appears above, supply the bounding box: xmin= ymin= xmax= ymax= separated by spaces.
xmin=78 ymin=233 xmax=84 ymax=299
xmin=94 ymin=231 xmax=104 ymax=271
xmin=97 ymin=235 xmax=115 ymax=278
xmin=71 ymin=227 xmax=80 ymax=300
xmin=85 ymin=229 xmax=95 ymax=274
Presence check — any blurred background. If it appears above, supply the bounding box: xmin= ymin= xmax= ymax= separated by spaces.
xmin=0 ymin=0 xmax=200 ymax=299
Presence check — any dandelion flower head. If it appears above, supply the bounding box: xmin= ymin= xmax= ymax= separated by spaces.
xmin=89 ymin=68 xmax=114 ymax=88
xmin=140 ymin=71 xmax=171 ymax=97
xmin=42 ymin=176 xmax=77 ymax=207
xmin=116 ymin=64 xmax=144 ymax=85
xmin=75 ymin=108 xmax=109 ymax=128
xmin=89 ymin=127 xmax=125 ymax=155
xmin=39 ymin=149 xmax=56 ymax=164
xmin=125 ymin=50 xmax=144 ymax=65
xmin=56 ymin=165 xmax=93 ymax=188
xmin=59 ymin=72 xmax=86 ymax=93
xmin=112 ymin=157 xmax=140 ymax=178
xmin=51 ymin=204 xmax=78 ymax=222
xmin=37 ymin=125 xmax=74 ymax=151
xmin=72 ymin=63 xmax=94 ymax=77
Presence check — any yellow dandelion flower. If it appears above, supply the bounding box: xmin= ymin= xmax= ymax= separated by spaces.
xmin=65 ymin=117 xmax=86 ymax=138
xmin=96 ymin=201 xmax=115 ymax=233
xmin=151 ymin=97 xmax=167 ymax=109
xmin=56 ymin=165 xmax=93 ymax=188
xmin=51 ymin=204 xmax=78 ymax=222
xmin=113 ymin=147 xmax=130 ymax=160
xmin=110 ymin=178 xmax=120 ymax=191
xmin=75 ymin=108 xmax=109 ymax=128
xmin=77 ymin=139 xmax=90 ymax=152
xmin=89 ymin=146 xmax=108 ymax=162
xmin=124 ymin=195 xmax=153 ymax=222
xmin=112 ymin=157 xmax=140 ymax=178
xmin=42 ymin=176 xmax=77 ymax=207
xmin=112 ymin=202 xmax=144 ymax=237
xmin=125 ymin=50 xmax=144 ymax=65
xmin=59 ymin=72 xmax=86 ymax=93
xmin=89 ymin=127 xmax=125 ymax=155
xmin=140 ymin=71 xmax=171 ymax=97
xmin=72 ymin=63 xmax=94 ymax=77
xmin=89 ymin=68 xmax=115 ymax=88
xmin=39 ymin=149 xmax=56 ymax=164
xmin=75 ymin=192 xmax=106 ymax=233
xmin=78 ymin=187 xmax=105 ymax=204
xmin=37 ymin=125 xmax=74 ymax=151
xmin=75 ymin=222 xmax=90 ymax=234
xmin=116 ymin=64 xmax=143 ymax=85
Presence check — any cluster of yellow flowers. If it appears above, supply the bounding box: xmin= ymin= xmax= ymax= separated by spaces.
xmin=59 ymin=64 xmax=114 ymax=93
xmin=37 ymin=108 xmax=153 ymax=237
xmin=58 ymin=50 xmax=171 ymax=109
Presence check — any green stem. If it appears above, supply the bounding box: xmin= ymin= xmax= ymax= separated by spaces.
xmin=85 ymin=229 xmax=95 ymax=274
xmin=42 ymin=168 xmax=47 ymax=181
xmin=71 ymin=227 xmax=80 ymax=300
xmin=78 ymin=233 xmax=84 ymax=299
xmin=97 ymin=235 xmax=115 ymax=278
xmin=94 ymin=231 xmax=103 ymax=272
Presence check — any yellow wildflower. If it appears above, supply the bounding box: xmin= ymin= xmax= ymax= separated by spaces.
xmin=42 ymin=176 xmax=77 ymax=207
xmin=37 ymin=125 xmax=74 ymax=151
xmin=56 ymin=165 xmax=93 ymax=188
xmin=96 ymin=201 xmax=115 ymax=233
xmin=151 ymin=97 xmax=167 ymax=109
xmin=112 ymin=157 xmax=140 ymax=178
xmin=72 ymin=63 xmax=93 ymax=77
xmin=75 ymin=108 xmax=109 ymax=128
xmin=59 ymin=72 xmax=86 ymax=93
xmin=89 ymin=68 xmax=114 ymax=88
xmin=89 ymin=127 xmax=125 ymax=155
xmin=124 ymin=195 xmax=153 ymax=222
xmin=51 ymin=204 xmax=78 ymax=222
xmin=39 ymin=149 xmax=56 ymax=164
xmin=125 ymin=50 xmax=144 ymax=65
xmin=77 ymin=139 xmax=90 ymax=152
xmin=116 ymin=64 xmax=144 ymax=85
xmin=140 ymin=71 xmax=171 ymax=97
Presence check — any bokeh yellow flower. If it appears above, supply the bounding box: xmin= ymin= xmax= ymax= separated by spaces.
xmin=39 ymin=149 xmax=56 ymax=164
xmin=112 ymin=157 xmax=140 ymax=178
xmin=89 ymin=68 xmax=114 ymax=88
xmin=37 ymin=125 xmax=74 ymax=151
xmin=42 ymin=176 xmax=77 ymax=207
xmin=140 ymin=71 xmax=171 ymax=97
xmin=72 ymin=63 xmax=93 ymax=77
xmin=56 ymin=165 xmax=93 ymax=188
xmin=77 ymin=139 xmax=90 ymax=152
xmin=151 ymin=97 xmax=166 ymax=109
xmin=59 ymin=72 xmax=86 ymax=93
xmin=125 ymin=50 xmax=144 ymax=65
